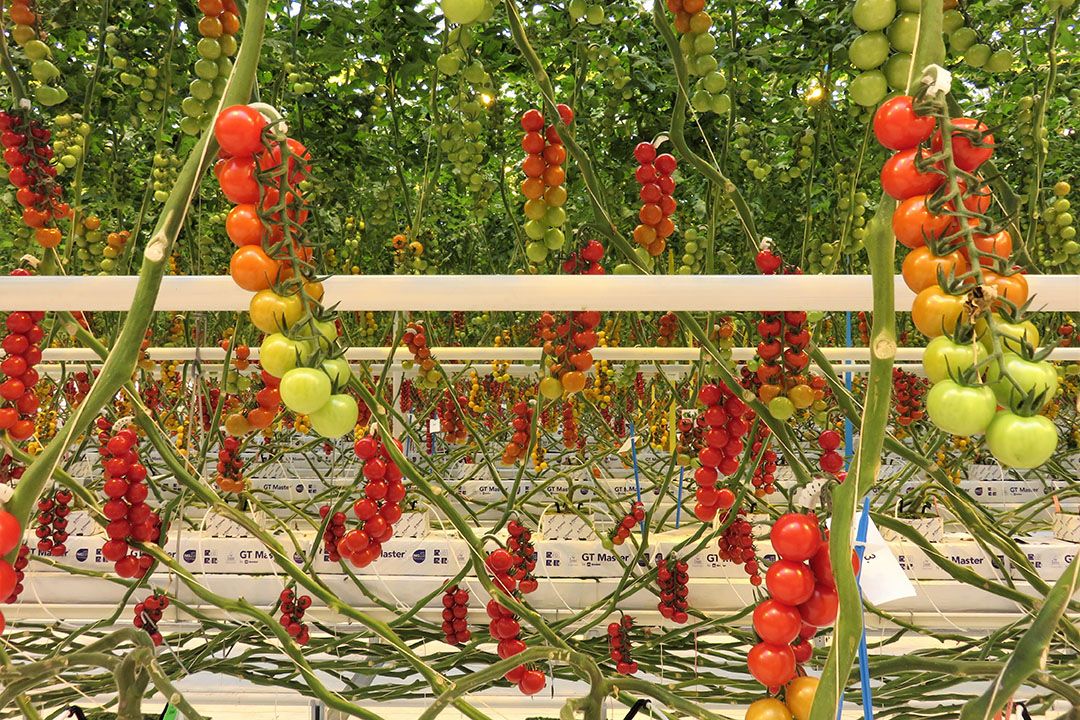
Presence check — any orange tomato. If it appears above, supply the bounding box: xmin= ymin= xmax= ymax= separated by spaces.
xmin=230 ymin=246 xmax=281 ymax=292
xmin=246 ymin=408 xmax=275 ymax=429
xmin=901 ymin=246 xmax=968 ymax=293
xmin=911 ymin=285 xmax=965 ymax=338
xmin=892 ymin=194 xmax=953 ymax=249
xmin=981 ymin=269 xmax=1029 ymax=307
xmin=967 ymin=229 xmax=1013 ymax=266
xmin=34 ymin=227 xmax=62 ymax=248
xmin=521 ymin=178 xmax=545 ymax=200
xmin=639 ymin=204 xmax=663 ymax=225
xmin=560 ymin=371 xmax=586 ymax=394
xmin=543 ymin=164 xmax=565 ymax=187
xmin=198 ymin=15 xmax=223 ymax=37
xmin=633 ymin=224 xmax=656 ymax=246
xmin=226 ymin=204 xmax=265 ymax=246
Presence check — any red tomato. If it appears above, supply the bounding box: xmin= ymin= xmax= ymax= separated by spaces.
xmin=798 ymin=584 xmax=839 ymax=627
xmin=229 ymin=246 xmax=281 ymax=292
xmin=518 ymin=669 xmax=546 ymax=695
xmin=964 ymin=229 xmax=1013 ymax=266
xmin=892 ymin=194 xmax=954 ymax=249
xmin=958 ymin=178 xmax=992 ymax=214
xmin=214 ymin=105 xmax=267 ymax=158
xmin=0 ymin=510 xmax=21 ymax=555
xmin=748 ymin=642 xmax=796 ymax=687
xmin=225 ymin=204 xmax=265 ymax=246
xmin=258 ymin=138 xmax=311 ymax=185
xmin=881 ymin=148 xmax=944 ymax=201
xmin=932 ymin=118 xmax=994 ymax=172
xmin=765 ymin=559 xmax=816 ymax=605
xmin=217 ymin=157 xmax=260 ymax=204
xmin=873 ymin=95 xmax=935 ymax=150
xmin=769 ymin=513 xmax=821 ymax=562
xmin=752 ymin=599 xmax=803 ymax=645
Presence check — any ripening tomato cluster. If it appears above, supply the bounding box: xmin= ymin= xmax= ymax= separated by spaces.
xmin=717 ymin=508 xmax=761 ymax=585
xmin=656 ymin=555 xmax=690 ymax=623
xmin=277 ymin=588 xmax=312 ymax=645
xmin=875 ymin=97 xmax=1059 ymax=469
xmin=505 ymin=520 xmax=540 ymax=595
xmin=436 ymin=391 xmax=468 ymax=444
xmin=561 ymin=238 xmax=605 ymax=275
xmin=750 ymin=425 xmax=778 ymax=498
xmin=487 ymin=597 xmax=546 ymax=695
xmin=537 ymin=310 xmax=600 ymax=400
xmin=656 ymin=311 xmax=678 ymax=347
xmin=693 ymin=382 xmax=748 ymax=522
xmin=335 ymin=436 xmax=407 ymax=569
xmin=237 ymin=368 xmax=283 ymax=434
xmin=0 ymin=110 xmax=70 ymax=248
xmin=611 ymin=501 xmax=645 ymax=545
xmin=34 ymin=488 xmax=71 ymax=556
xmin=133 ymin=591 xmax=170 ymax=646
xmin=318 ymin=505 xmax=348 ymax=562
xmin=0 ymin=301 xmax=44 ymax=441
xmin=215 ymin=436 xmax=245 ymax=493
xmin=403 ymin=320 xmax=441 ymax=389
xmin=631 ymin=142 xmax=677 ymax=257
xmin=100 ymin=428 xmax=161 ymax=579
xmin=607 ymin=615 xmax=639 ymax=675
xmin=560 ymin=400 xmax=583 ymax=450
xmin=749 ymin=514 xmax=840 ymax=689
xmin=520 ymin=104 xmax=573 ymax=265
xmin=501 ymin=400 xmax=533 ymax=465
xmin=440 ymin=584 xmax=471 ymax=646
xmin=181 ymin=0 xmax=241 ymax=135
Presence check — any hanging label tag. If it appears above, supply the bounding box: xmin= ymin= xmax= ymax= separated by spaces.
xmin=617 ymin=435 xmax=640 ymax=454
xmin=827 ymin=515 xmax=917 ymax=605
xmin=428 ymin=418 xmax=441 ymax=433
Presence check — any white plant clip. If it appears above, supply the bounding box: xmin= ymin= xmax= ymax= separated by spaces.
xmin=792 ymin=476 xmax=829 ymax=509
xmin=921 ymin=64 xmax=952 ymax=97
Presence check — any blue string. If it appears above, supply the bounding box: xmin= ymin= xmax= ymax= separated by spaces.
xmin=855 ymin=497 xmax=874 ymax=720
xmin=629 ymin=420 xmax=644 ymax=533
xmin=404 ymin=412 xmax=413 ymax=457
xmin=675 ymin=466 xmax=684 ymax=529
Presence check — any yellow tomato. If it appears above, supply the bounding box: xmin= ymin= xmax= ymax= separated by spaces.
xmin=746 ymin=698 xmax=793 ymax=720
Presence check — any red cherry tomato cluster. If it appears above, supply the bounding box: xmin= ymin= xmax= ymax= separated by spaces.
xmin=657 ymin=311 xmax=678 ymax=347
xmin=133 ymin=591 xmax=170 ymax=646
xmin=337 ymin=435 xmax=407 ymax=569
xmin=817 ymin=430 xmax=844 ymax=476
xmin=750 ymin=424 xmax=778 ymax=497
xmin=560 ymin=400 xmax=581 ymax=450
xmin=440 ymin=583 xmax=471 ymax=646
xmin=487 ymin=596 xmax=546 ymax=695
xmin=750 ymin=513 xmax=839 ymax=689
xmin=519 ymin=104 xmax=573 ymax=264
xmin=404 ymin=321 xmax=439 ymax=384
xmin=561 ymin=239 xmax=606 ymax=275
xmin=693 ymin=382 xmax=748 ymax=522
xmin=318 ymin=504 xmax=348 ymax=562
xmin=34 ymin=488 xmax=71 ymax=556
xmin=0 ymin=295 xmax=45 ymax=441
xmin=0 ymin=109 xmax=70 ymax=248
xmin=0 ymin=508 xmax=25 ymax=615
xmin=100 ymin=428 xmax=161 ymax=579
xmin=501 ymin=400 xmax=533 ymax=465
xmin=717 ymin=507 xmax=761 ymax=585
xmin=675 ymin=411 xmax=705 ymax=463
xmin=656 ymin=555 xmax=689 ymax=623
xmin=891 ymin=368 xmax=926 ymax=427
xmin=215 ymin=436 xmax=245 ymax=493
xmin=277 ymin=587 xmax=312 ymax=645
xmin=631 ymin=143 xmax=677 ymax=257
xmin=506 ymin=520 xmax=539 ymax=594
xmin=436 ymin=391 xmax=468 ymax=444
xmin=607 ymin=615 xmax=639 ymax=675
xmin=611 ymin=500 xmax=645 ymax=545
xmin=63 ymin=370 xmax=93 ymax=406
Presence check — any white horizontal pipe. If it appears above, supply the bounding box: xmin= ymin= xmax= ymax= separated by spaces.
xmin=1 ymin=274 xmax=1077 ymax=311
xmin=37 ymin=345 xmax=1080 ymax=363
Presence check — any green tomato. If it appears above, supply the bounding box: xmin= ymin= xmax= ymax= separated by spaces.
xmin=322 ymin=357 xmax=353 ymax=390
xmin=985 ymin=353 xmax=1058 ymax=410
xmin=852 ymin=0 xmax=897 ymax=31
xmin=922 ymin=335 xmax=984 ymax=383
xmin=30 ymin=59 xmax=60 ymax=83
xmin=440 ymin=0 xmax=484 ymax=23
xmin=942 ymin=9 xmax=964 ymax=33
xmin=523 ymin=219 xmax=546 ymax=240
xmin=849 ymin=70 xmax=887 ymax=107
xmin=949 ymin=27 xmax=977 ymax=52
xmin=767 ymin=396 xmax=795 ymax=420
xmin=260 ymin=333 xmax=310 ymax=378
xmin=525 ymin=241 xmax=549 ymax=263
xmin=925 ymin=380 xmax=996 ymax=436
xmin=613 ymin=263 xmax=638 ymax=275
xmin=280 ymin=368 xmax=332 ymax=415
xmin=887 ymin=13 xmax=919 ymax=53
xmin=964 ymin=43 xmax=991 ymax=68
xmin=849 ymin=31 xmax=890 ymax=70
xmin=884 ymin=52 xmax=912 ymax=91
xmin=23 ymin=39 xmax=50 ymax=61
xmin=985 ymin=412 xmax=1058 ymax=469
xmin=309 ymin=394 xmax=360 ymax=438
xmin=976 ymin=315 xmax=1040 ymax=354
xmin=983 ymin=49 xmax=1013 ymax=73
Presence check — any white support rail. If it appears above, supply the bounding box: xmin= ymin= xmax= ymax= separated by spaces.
xmin=1 ymin=274 xmax=1078 ymax=311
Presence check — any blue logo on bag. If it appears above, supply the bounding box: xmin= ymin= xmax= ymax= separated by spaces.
xmin=412 ymin=549 xmax=426 ymax=563
xmin=76 ymin=548 xmax=88 ymax=561
xmin=183 ymin=549 xmax=197 ymax=563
